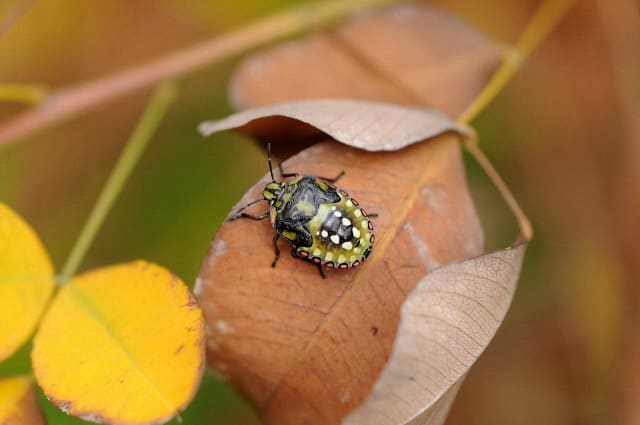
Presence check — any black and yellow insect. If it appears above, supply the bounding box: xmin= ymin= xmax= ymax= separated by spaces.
xmin=227 ymin=144 xmax=375 ymax=278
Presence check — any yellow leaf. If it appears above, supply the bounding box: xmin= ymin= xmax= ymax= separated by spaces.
xmin=32 ymin=261 xmax=205 ymax=425
xmin=0 ymin=202 xmax=55 ymax=362
xmin=0 ymin=375 xmax=46 ymax=425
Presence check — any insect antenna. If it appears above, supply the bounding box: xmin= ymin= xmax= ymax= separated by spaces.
xmin=267 ymin=142 xmax=275 ymax=182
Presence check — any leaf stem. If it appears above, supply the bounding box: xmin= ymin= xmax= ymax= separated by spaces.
xmin=0 ymin=0 xmax=400 ymax=148
xmin=0 ymin=0 xmax=36 ymax=38
xmin=0 ymin=83 xmax=47 ymax=105
xmin=464 ymin=141 xmax=533 ymax=243
xmin=58 ymin=81 xmax=178 ymax=284
xmin=458 ymin=0 xmax=576 ymax=242
xmin=458 ymin=0 xmax=576 ymax=124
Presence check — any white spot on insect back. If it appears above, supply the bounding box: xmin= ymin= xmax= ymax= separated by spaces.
xmin=342 ymin=217 xmax=351 ymax=226
xmin=321 ymin=230 xmax=329 ymax=238
xmin=352 ymin=227 xmax=361 ymax=238
xmin=330 ymin=234 xmax=340 ymax=244
xmin=342 ymin=241 xmax=353 ymax=250
xmin=333 ymin=210 xmax=342 ymax=217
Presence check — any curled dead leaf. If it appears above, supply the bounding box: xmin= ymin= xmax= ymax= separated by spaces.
xmin=196 ymin=131 xmax=483 ymax=424
xmin=199 ymin=99 xmax=472 ymax=152
xmin=343 ymin=245 xmax=525 ymax=425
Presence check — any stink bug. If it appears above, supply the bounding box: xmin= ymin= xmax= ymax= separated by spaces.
xmin=227 ymin=144 xmax=375 ymax=278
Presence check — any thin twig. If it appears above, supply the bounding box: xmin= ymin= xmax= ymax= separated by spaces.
xmin=57 ymin=82 xmax=178 ymax=284
xmin=458 ymin=0 xmax=576 ymax=242
xmin=0 ymin=0 xmax=399 ymax=149
xmin=0 ymin=0 xmax=35 ymax=38
xmin=0 ymin=83 xmax=47 ymax=104
xmin=458 ymin=0 xmax=577 ymax=124
xmin=464 ymin=142 xmax=533 ymax=243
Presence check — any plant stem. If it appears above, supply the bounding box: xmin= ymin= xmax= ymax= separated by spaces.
xmin=58 ymin=81 xmax=178 ymax=284
xmin=458 ymin=0 xmax=576 ymax=124
xmin=0 ymin=0 xmax=36 ymax=37
xmin=458 ymin=0 xmax=576 ymax=243
xmin=0 ymin=0 xmax=400 ymax=148
xmin=464 ymin=142 xmax=533 ymax=242
xmin=0 ymin=83 xmax=47 ymax=105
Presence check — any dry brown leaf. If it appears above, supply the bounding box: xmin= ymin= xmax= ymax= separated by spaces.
xmin=343 ymin=245 xmax=525 ymax=425
xmin=199 ymin=99 xmax=472 ymax=152
xmin=230 ymin=4 xmax=500 ymax=117
xmin=195 ymin=132 xmax=483 ymax=424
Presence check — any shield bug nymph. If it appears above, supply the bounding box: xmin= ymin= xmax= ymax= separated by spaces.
xmin=227 ymin=144 xmax=375 ymax=278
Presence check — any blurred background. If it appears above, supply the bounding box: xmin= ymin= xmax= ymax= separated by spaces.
xmin=0 ymin=0 xmax=637 ymax=424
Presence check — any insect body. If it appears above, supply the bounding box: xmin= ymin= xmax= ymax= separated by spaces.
xmin=228 ymin=144 xmax=375 ymax=278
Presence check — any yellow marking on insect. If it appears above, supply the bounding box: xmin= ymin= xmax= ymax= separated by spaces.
xmin=295 ymin=200 xmax=316 ymax=216
xmin=325 ymin=252 xmax=333 ymax=261
xmin=313 ymin=248 xmax=322 ymax=256
xmin=283 ymin=193 xmax=292 ymax=202
xmin=314 ymin=180 xmax=329 ymax=191
xmin=345 ymin=200 xmax=353 ymax=208
xmin=360 ymin=221 xmax=368 ymax=229
xmin=281 ymin=231 xmax=297 ymax=241
xmin=350 ymin=255 xmax=356 ymax=262
xmin=338 ymin=254 xmax=346 ymax=263
xmin=354 ymin=209 xmax=362 ymax=217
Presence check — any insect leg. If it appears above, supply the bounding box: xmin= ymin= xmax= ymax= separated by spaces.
xmin=367 ymin=212 xmax=379 ymax=218
xmin=228 ymin=211 xmax=270 ymax=222
xmin=320 ymin=170 xmax=345 ymax=183
xmin=278 ymin=162 xmax=299 ymax=178
xmin=271 ymin=234 xmax=281 ymax=267
xmin=226 ymin=198 xmax=266 ymax=221
xmin=281 ymin=162 xmax=344 ymax=183
xmin=316 ymin=263 xmax=326 ymax=279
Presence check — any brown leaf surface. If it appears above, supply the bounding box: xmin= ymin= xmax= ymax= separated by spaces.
xmin=229 ymin=3 xmax=500 ymax=155
xmin=195 ymin=134 xmax=483 ymax=425
xmin=231 ymin=3 xmax=500 ymax=115
xmin=199 ymin=99 xmax=472 ymax=152
xmin=344 ymin=245 xmax=525 ymax=425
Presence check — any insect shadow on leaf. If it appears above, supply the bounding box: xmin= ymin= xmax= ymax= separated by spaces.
xmin=227 ymin=143 xmax=377 ymax=279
